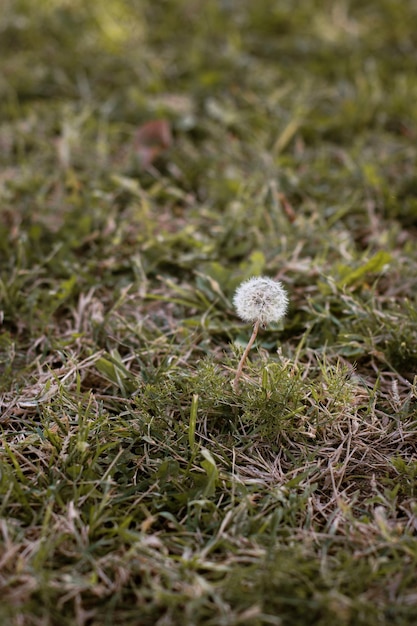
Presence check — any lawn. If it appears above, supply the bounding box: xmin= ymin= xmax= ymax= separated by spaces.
xmin=1 ymin=1 xmax=417 ymax=624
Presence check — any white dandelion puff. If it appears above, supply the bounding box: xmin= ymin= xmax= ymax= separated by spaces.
xmin=233 ymin=276 xmax=288 ymax=327
xmin=232 ymin=276 xmax=289 ymax=391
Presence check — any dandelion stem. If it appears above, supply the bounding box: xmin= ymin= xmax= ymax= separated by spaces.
xmin=233 ymin=319 xmax=261 ymax=392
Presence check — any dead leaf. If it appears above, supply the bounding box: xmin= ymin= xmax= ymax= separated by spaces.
xmin=133 ymin=119 xmax=172 ymax=168
xmin=278 ymin=192 xmax=296 ymax=223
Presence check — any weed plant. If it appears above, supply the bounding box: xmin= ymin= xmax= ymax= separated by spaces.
xmin=1 ymin=1 xmax=417 ymax=625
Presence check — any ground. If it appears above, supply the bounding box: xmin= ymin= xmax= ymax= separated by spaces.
xmin=1 ymin=1 xmax=417 ymax=625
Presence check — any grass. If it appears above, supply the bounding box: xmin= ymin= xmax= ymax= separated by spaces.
xmin=1 ymin=0 xmax=417 ymax=624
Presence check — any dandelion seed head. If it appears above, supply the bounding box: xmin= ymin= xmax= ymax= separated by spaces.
xmin=233 ymin=276 xmax=288 ymax=327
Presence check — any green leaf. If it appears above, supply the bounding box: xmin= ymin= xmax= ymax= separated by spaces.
xmin=239 ymin=250 xmax=266 ymax=281
xmin=336 ymin=251 xmax=391 ymax=289
xmin=200 ymin=448 xmax=219 ymax=498
xmin=188 ymin=394 xmax=199 ymax=452
xmin=95 ymin=350 xmax=135 ymax=394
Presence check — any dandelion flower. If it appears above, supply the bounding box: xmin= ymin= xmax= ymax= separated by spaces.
xmin=232 ymin=276 xmax=288 ymax=391
xmin=233 ymin=276 xmax=288 ymax=327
